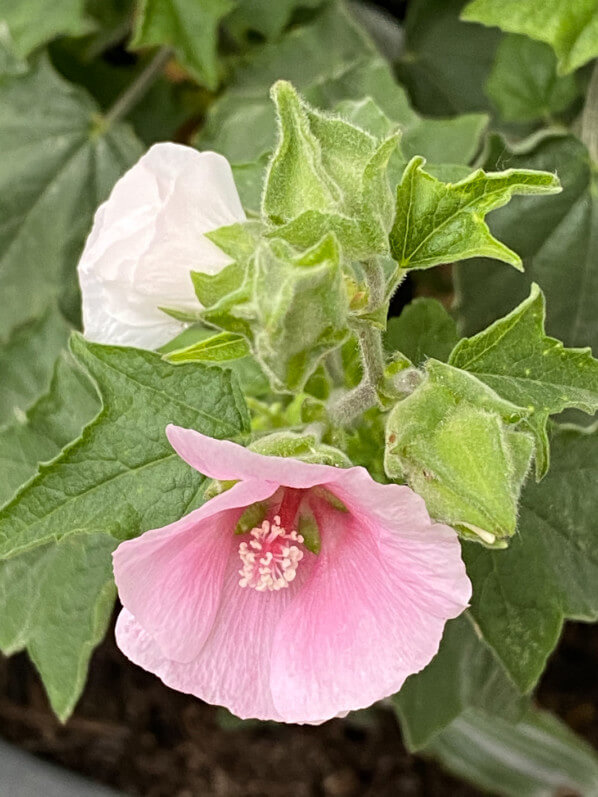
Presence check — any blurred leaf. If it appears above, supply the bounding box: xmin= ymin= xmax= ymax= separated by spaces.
xmin=0 ymin=55 xmax=143 ymax=340
xmin=226 ymin=0 xmax=324 ymax=40
xmin=0 ymin=306 xmax=70 ymax=426
xmin=0 ymin=0 xmax=91 ymax=58
xmin=231 ymin=157 xmax=268 ymax=216
xmin=198 ymin=2 xmax=378 ymax=162
xmin=397 ymin=0 xmax=500 ymax=116
xmin=394 ymin=614 xmax=525 ymax=750
xmin=132 ymin=0 xmax=235 ymax=90
xmin=464 ymin=422 xmax=598 ymax=692
xmin=51 ymin=40 xmax=193 ymax=146
xmin=83 ymin=0 xmax=135 ymax=58
xmin=487 ymin=35 xmax=580 ymax=123
xmin=385 ymin=298 xmax=459 ymax=364
xmin=462 ymin=0 xmax=598 ymax=75
xmin=389 ymin=157 xmax=561 ymax=270
xmin=427 ymin=706 xmax=598 ymax=797
xmin=455 ymin=135 xmax=598 ymax=351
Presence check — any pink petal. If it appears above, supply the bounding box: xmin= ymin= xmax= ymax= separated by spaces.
xmin=270 ymin=478 xmax=471 ymax=723
xmin=166 ymin=425 xmax=347 ymax=487
xmin=113 ymin=480 xmax=278 ymax=662
xmin=116 ymin=543 xmax=320 ymax=721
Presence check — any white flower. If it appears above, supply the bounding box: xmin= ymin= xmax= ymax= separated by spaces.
xmin=78 ymin=142 xmax=246 ymax=349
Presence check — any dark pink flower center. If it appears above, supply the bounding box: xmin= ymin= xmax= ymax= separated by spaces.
xmin=238 ymin=514 xmax=305 ymax=592
xmin=237 ymin=487 xmax=311 ymax=593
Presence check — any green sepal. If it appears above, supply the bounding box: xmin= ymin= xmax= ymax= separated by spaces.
xmin=203 ymin=479 xmax=238 ymax=501
xmin=192 ymin=262 xmax=247 ymax=309
xmin=235 ymin=501 xmax=268 ymax=535
xmin=310 ymin=486 xmax=349 ymax=513
xmin=389 ymin=156 xmax=561 ymax=271
xmin=250 ymin=431 xmax=351 ymax=468
xmin=251 ymin=234 xmax=350 ymax=392
xmin=263 ymin=80 xmax=399 ymax=259
xmin=298 ymin=510 xmax=321 ymax=555
xmin=205 ymin=220 xmax=264 ymax=263
xmin=164 ymin=331 xmax=250 ymax=364
xmin=385 ymin=360 xmax=534 ymax=547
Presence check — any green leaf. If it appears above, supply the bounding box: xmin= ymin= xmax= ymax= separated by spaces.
xmin=0 ymin=334 xmax=249 ymax=559
xmin=486 ymin=35 xmax=580 ymax=123
xmin=455 ymin=135 xmax=598 ymax=352
xmin=465 ymin=422 xmax=598 ymax=692
xmin=394 ymin=614 xmax=525 ymax=751
xmin=0 ymin=532 xmax=118 ymax=721
xmin=0 ymin=335 xmax=249 ymax=718
xmin=165 ymin=331 xmax=250 ymax=363
xmin=0 ymin=352 xmax=100 ymax=506
xmin=397 ymin=0 xmax=500 ymax=116
xmin=427 ymin=706 xmax=598 ymax=797
xmin=252 ymin=235 xmax=349 ymax=392
xmin=385 ymin=360 xmax=534 ymax=547
xmin=450 ymin=284 xmax=598 ymax=477
xmin=0 ymin=0 xmax=91 ymax=58
xmin=462 ymin=0 xmax=598 ymax=74
xmin=0 ymin=55 xmax=143 ymax=340
xmin=384 ymin=298 xmax=459 ymax=365
xmin=0 ymin=306 xmax=70 ymax=426
xmin=131 ymin=0 xmax=234 ymax=90
xmin=389 ymin=157 xmax=561 ymax=271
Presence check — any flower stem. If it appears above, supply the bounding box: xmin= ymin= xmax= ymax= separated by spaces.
xmin=330 ymin=324 xmax=384 ymax=426
xmin=363 ymin=258 xmax=386 ymax=310
xmin=356 ymin=322 xmax=385 ymax=386
xmin=581 ymin=59 xmax=598 ymax=163
xmin=104 ymin=47 xmax=173 ymax=128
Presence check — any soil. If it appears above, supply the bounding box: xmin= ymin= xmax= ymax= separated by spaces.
xmin=1 ymin=617 xmax=597 ymax=797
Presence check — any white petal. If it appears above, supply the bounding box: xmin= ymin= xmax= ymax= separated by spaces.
xmin=78 ymin=142 xmax=245 ymax=349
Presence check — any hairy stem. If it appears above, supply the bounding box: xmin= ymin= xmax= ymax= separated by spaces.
xmin=330 ymin=324 xmax=384 ymax=426
xmin=363 ymin=258 xmax=386 ymax=310
xmin=356 ymin=322 xmax=385 ymax=387
xmin=104 ymin=47 xmax=173 ymax=127
xmin=330 ymin=381 xmax=378 ymax=427
xmin=581 ymin=60 xmax=598 ymax=163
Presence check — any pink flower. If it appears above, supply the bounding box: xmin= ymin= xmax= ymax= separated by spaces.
xmin=113 ymin=426 xmax=471 ymax=724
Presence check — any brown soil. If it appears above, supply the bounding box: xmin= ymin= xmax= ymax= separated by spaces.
xmin=1 ymin=616 xmax=596 ymax=797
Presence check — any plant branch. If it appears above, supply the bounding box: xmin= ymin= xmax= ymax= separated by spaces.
xmin=581 ymin=59 xmax=598 ymax=163
xmin=104 ymin=47 xmax=173 ymax=128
